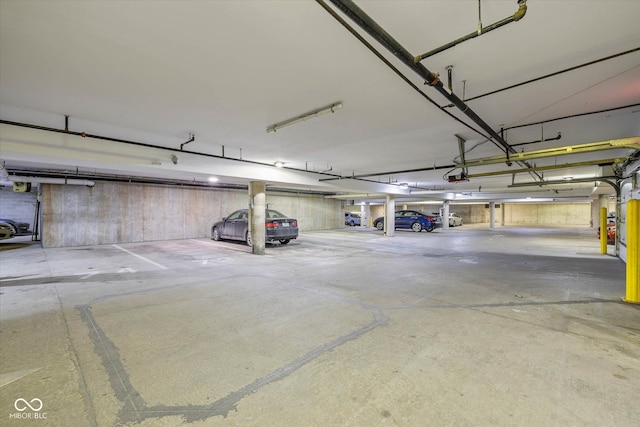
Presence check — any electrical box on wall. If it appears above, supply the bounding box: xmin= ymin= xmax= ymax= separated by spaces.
xmin=12 ymin=182 xmax=31 ymax=192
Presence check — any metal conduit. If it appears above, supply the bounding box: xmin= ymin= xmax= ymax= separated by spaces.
xmin=325 ymin=0 xmax=514 ymax=155
xmin=414 ymin=0 xmax=528 ymax=62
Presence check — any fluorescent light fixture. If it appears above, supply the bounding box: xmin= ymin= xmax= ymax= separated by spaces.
xmin=208 ymin=177 xmax=219 ymax=182
xmin=274 ymin=161 xmax=285 ymax=168
xmin=267 ymin=102 xmax=343 ymax=133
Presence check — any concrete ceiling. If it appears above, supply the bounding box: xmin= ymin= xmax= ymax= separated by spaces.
xmin=1 ymin=0 xmax=639 ymax=203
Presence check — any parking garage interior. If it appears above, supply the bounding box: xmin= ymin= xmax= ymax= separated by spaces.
xmin=1 ymin=1 xmax=639 ymax=426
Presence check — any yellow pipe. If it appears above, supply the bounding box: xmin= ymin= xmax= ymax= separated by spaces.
xmin=624 ymin=199 xmax=640 ymax=304
xmin=600 ymin=207 xmax=607 ymax=254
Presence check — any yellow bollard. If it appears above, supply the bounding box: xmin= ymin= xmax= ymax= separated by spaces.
xmin=624 ymin=199 xmax=640 ymax=304
xmin=600 ymin=207 xmax=607 ymax=254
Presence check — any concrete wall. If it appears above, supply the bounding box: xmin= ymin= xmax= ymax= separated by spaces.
xmin=42 ymin=182 xmax=341 ymax=247
xmin=503 ymin=202 xmax=591 ymax=226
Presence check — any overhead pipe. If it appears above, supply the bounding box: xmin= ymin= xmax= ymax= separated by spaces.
xmin=509 ymin=176 xmax=620 ymax=198
xmin=465 ymin=158 xmax=626 ymax=179
xmin=457 ymin=137 xmax=640 ymax=168
xmin=0 ymin=118 xmax=428 ymax=192
xmin=510 ymin=132 xmax=562 ymax=148
xmin=414 ymin=0 xmax=528 ymax=62
xmin=465 ymin=47 xmax=640 ymax=103
xmin=0 ymin=118 xmax=344 ymax=179
xmin=180 ymin=133 xmax=195 ymax=151
xmin=324 ymin=0 xmax=513 ymax=155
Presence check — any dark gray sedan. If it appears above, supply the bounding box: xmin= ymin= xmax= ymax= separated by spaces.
xmin=211 ymin=209 xmax=298 ymax=246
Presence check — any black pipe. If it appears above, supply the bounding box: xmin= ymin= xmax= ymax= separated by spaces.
xmin=326 ymin=0 xmax=513 ymax=155
xmin=315 ymin=0 xmax=496 ymax=145
xmin=503 ymin=103 xmax=640 ymax=131
xmin=510 ymin=132 xmax=562 ymax=148
xmin=319 ymin=163 xmax=457 ymax=182
xmin=180 ymin=133 xmax=195 ymax=151
xmin=415 ymin=0 xmax=527 ymax=61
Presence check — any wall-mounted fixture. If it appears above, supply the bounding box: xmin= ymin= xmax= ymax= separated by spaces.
xmin=267 ymin=102 xmax=343 ymax=133
xmin=274 ymin=161 xmax=285 ymax=168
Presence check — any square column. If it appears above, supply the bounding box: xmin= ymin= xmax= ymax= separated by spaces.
xmin=249 ymin=181 xmax=266 ymax=255
xmin=385 ymin=195 xmax=395 ymax=237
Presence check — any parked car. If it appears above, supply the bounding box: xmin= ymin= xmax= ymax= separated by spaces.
xmin=0 ymin=222 xmax=15 ymax=240
xmin=597 ymin=214 xmax=616 ymax=245
xmin=211 ymin=209 xmax=298 ymax=246
xmin=0 ymin=219 xmax=30 ymax=238
xmin=449 ymin=213 xmax=463 ymax=227
xmin=373 ymin=210 xmax=441 ymax=232
xmin=345 ymin=212 xmax=361 ymax=226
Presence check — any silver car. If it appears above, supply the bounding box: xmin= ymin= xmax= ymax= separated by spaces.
xmin=449 ymin=213 xmax=463 ymax=227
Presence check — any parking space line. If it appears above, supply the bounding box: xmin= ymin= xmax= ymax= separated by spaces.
xmin=112 ymin=245 xmax=168 ymax=270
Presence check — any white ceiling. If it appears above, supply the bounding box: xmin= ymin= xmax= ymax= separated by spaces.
xmin=1 ymin=0 xmax=639 ymax=202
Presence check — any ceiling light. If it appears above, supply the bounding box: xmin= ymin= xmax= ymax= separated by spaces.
xmin=267 ymin=102 xmax=343 ymax=133
xmin=208 ymin=177 xmax=219 ymax=182
xmin=274 ymin=161 xmax=284 ymax=168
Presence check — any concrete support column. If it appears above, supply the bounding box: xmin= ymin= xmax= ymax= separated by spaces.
xmin=248 ymin=181 xmax=266 ymax=255
xmin=385 ymin=195 xmax=395 ymax=237
xmin=360 ymin=202 xmax=370 ymax=228
xmin=443 ymin=201 xmax=450 ymax=229
xmin=489 ymin=201 xmax=495 ymax=229
xmin=623 ymin=199 xmax=639 ymax=304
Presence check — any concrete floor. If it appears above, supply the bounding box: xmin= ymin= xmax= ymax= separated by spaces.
xmin=1 ymin=226 xmax=638 ymax=426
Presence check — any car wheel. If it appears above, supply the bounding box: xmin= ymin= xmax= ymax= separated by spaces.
xmin=349 ymin=220 xmax=355 ymax=226
xmin=245 ymin=232 xmax=253 ymax=247
xmin=375 ymin=222 xmax=384 ymax=230
xmin=426 ymin=223 xmax=435 ymax=232
xmin=279 ymin=239 xmax=290 ymax=244
xmin=411 ymin=222 xmax=422 ymax=232
xmin=212 ymin=227 xmax=221 ymax=241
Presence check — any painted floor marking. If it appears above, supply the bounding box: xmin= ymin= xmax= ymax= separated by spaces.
xmin=112 ymin=245 xmax=168 ymax=270
xmin=0 ymin=367 xmax=41 ymax=388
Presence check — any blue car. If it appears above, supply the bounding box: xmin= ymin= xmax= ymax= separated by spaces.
xmin=373 ymin=210 xmax=440 ymax=232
